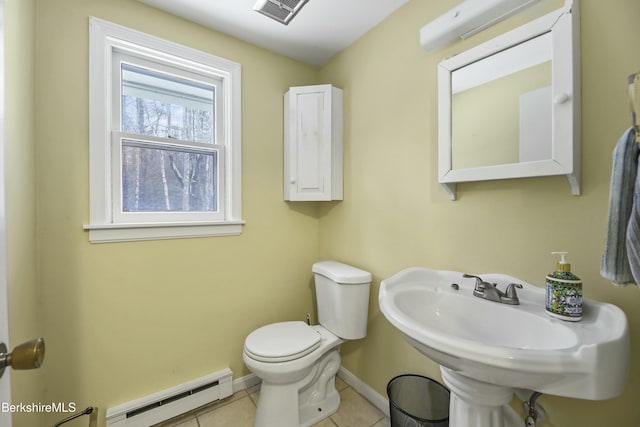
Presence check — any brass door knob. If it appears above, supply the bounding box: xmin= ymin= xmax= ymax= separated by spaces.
xmin=0 ymin=338 xmax=45 ymax=378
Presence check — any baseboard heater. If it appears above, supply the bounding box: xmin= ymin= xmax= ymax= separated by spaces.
xmin=106 ymin=368 xmax=233 ymax=427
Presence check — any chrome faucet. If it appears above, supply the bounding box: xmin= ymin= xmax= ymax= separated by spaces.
xmin=463 ymin=274 xmax=523 ymax=305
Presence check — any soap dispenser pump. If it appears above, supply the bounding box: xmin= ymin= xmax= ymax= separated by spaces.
xmin=545 ymin=252 xmax=582 ymax=321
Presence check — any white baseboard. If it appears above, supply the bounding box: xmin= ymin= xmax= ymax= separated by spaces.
xmin=233 ymin=372 xmax=261 ymax=393
xmin=338 ymin=367 xmax=390 ymax=418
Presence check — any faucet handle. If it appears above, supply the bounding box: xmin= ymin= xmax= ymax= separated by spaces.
xmin=463 ymin=274 xmax=494 ymax=300
xmin=463 ymin=274 xmax=484 ymax=290
xmin=504 ymin=283 xmax=523 ymax=303
xmin=463 ymin=274 xmax=496 ymax=289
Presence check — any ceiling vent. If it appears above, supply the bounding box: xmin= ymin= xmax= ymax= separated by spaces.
xmin=253 ymin=0 xmax=310 ymax=25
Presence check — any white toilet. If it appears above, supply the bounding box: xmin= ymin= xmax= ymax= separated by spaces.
xmin=243 ymin=260 xmax=372 ymax=427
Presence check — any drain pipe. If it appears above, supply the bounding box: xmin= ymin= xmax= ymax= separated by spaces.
xmin=524 ymin=392 xmax=543 ymax=427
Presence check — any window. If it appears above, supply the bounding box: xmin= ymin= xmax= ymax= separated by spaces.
xmin=86 ymin=18 xmax=243 ymax=242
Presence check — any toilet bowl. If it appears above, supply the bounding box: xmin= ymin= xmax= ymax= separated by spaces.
xmin=243 ymin=323 xmax=343 ymax=427
xmin=243 ymin=261 xmax=372 ymax=427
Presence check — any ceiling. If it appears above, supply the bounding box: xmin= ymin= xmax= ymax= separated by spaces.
xmin=136 ymin=0 xmax=410 ymax=66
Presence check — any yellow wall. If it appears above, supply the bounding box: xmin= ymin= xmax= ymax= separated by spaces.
xmin=9 ymin=0 xmax=640 ymax=426
xmin=5 ymin=0 xmax=45 ymax=426
xmin=33 ymin=0 xmax=319 ymax=425
xmin=318 ymin=0 xmax=640 ymax=426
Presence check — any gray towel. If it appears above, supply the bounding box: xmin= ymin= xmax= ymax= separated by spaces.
xmin=601 ymin=128 xmax=638 ymax=286
xmin=627 ymin=140 xmax=640 ymax=284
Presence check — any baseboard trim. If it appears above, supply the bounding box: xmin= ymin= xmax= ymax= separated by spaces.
xmin=338 ymin=367 xmax=390 ymax=418
xmin=232 ymin=372 xmax=261 ymax=393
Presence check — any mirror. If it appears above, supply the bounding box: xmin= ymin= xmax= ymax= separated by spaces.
xmin=451 ymin=33 xmax=552 ymax=169
xmin=437 ymin=2 xmax=580 ymax=200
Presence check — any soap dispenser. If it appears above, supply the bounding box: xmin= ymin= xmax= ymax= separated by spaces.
xmin=545 ymin=252 xmax=582 ymax=321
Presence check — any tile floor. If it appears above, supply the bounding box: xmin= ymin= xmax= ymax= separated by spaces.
xmin=154 ymin=377 xmax=390 ymax=427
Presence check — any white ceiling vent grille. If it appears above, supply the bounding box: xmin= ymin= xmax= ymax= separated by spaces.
xmin=253 ymin=0 xmax=310 ymax=25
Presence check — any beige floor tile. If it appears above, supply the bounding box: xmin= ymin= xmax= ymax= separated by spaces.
xmin=247 ymin=383 xmax=260 ymax=406
xmin=198 ymin=395 xmax=256 ymax=427
xmin=312 ymin=417 xmax=338 ymax=427
xmin=246 ymin=383 xmax=261 ymax=395
xmin=335 ymin=376 xmax=349 ymax=391
xmin=153 ymin=414 xmax=199 ymax=427
xmin=153 ymin=382 xmax=389 ymax=427
xmin=330 ymin=387 xmax=385 ymax=427
xmin=372 ymin=417 xmax=391 ymax=427
xmin=173 ymin=418 xmax=199 ymax=427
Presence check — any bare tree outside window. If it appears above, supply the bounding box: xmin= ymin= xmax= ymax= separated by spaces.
xmin=120 ymin=64 xmax=217 ymax=213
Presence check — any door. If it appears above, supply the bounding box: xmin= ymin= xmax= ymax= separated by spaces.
xmin=0 ymin=1 xmax=13 ymax=425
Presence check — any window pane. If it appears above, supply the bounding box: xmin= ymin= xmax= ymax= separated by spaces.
xmin=121 ymin=64 xmax=215 ymax=144
xmin=122 ymin=143 xmax=218 ymax=212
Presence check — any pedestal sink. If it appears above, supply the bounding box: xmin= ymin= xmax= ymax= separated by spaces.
xmin=379 ymin=267 xmax=629 ymax=427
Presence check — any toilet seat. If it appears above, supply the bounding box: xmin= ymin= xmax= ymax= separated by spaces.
xmin=244 ymin=321 xmax=321 ymax=363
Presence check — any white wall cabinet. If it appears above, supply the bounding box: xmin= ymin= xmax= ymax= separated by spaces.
xmin=284 ymin=84 xmax=343 ymax=201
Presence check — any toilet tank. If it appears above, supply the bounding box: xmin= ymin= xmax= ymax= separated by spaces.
xmin=312 ymin=261 xmax=372 ymax=340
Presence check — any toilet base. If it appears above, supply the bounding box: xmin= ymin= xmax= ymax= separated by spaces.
xmin=254 ymin=348 xmax=342 ymax=427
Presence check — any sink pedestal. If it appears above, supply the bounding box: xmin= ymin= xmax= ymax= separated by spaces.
xmin=441 ymin=367 xmax=515 ymax=427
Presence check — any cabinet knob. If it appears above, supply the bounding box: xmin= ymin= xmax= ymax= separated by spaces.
xmin=553 ymin=93 xmax=570 ymax=104
xmin=290 ymin=178 xmax=296 ymax=184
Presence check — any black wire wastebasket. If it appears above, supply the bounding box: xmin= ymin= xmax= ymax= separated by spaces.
xmin=387 ymin=375 xmax=450 ymax=427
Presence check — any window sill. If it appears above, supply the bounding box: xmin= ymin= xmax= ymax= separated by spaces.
xmin=83 ymin=220 xmax=245 ymax=243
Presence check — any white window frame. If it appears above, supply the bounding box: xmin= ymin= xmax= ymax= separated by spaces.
xmin=85 ymin=17 xmax=243 ymax=243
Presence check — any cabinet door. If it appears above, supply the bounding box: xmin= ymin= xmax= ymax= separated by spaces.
xmin=285 ymin=86 xmax=332 ymax=200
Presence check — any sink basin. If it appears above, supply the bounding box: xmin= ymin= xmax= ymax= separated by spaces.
xmin=379 ymin=267 xmax=629 ymax=401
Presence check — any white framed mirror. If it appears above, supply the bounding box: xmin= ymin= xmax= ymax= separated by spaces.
xmin=437 ymin=1 xmax=580 ymax=200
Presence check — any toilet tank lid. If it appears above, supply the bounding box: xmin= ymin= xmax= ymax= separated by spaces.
xmin=312 ymin=261 xmax=372 ymax=284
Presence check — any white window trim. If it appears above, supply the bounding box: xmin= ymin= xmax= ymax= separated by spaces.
xmin=85 ymin=17 xmax=243 ymax=243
